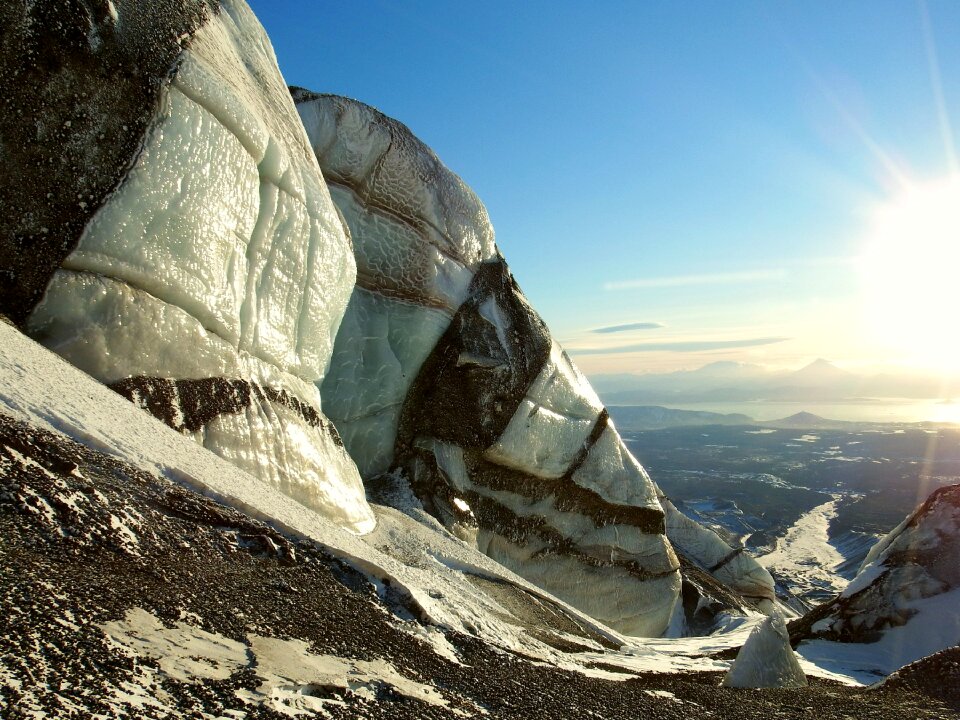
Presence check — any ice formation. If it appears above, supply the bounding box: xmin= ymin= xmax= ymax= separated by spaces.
xmin=722 ymin=614 xmax=807 ymax=688
xmin=657 ymin=491 xmax=776 ymax=610
xmin=793 ymin=483 xmax=960 ymax=673
xmin=19 ymin=2 xmax=374 ymax=533
xmin=297 ymin=93 xmax=685 ymax=636
xmin=6 ymin=0 xmax=771 ymax=638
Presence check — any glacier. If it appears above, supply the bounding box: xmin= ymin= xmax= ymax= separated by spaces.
xmin=792 ymin=482 xmax=960 ymax=678
xmin=2 ymin=2 xmax=960 ymax=715
xmin=3 ymin=0 xmax=773 ymax=639
xmin=296 ymin=92 xmax=777 ymax=636
xmin=21 ymin=0 xmax=374 ymax=534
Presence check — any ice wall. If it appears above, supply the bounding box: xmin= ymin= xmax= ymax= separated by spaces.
xmin=658 ymin=492 xmax=775 ymax=611
xmin=25 ymin=1 xmax=374 ymax=534
xmin=297 ymin=94 xmax=682 ymax=636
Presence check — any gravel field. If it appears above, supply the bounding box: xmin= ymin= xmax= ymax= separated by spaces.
xmin=1 ymin=414 xmax=956 ymax=719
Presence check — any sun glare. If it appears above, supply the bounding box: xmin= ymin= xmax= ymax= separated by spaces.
xmin=859 ymin=176 xmax=960 ymax=371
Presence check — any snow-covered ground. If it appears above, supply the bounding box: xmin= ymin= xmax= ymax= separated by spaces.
xmin=755 ymin=498 xmax=847 ymax=602
xmin=797 ymin=587 xmax=960 ymax=684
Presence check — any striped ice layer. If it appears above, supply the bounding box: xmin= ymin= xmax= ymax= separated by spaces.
xmin=300 ymin=94 xmax=696 ymax=636
xmin=27 ymin=1 xmax=374 ymax=534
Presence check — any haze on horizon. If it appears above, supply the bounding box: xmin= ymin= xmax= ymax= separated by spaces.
xmin=249 ymin=0 xmax=960 ymax=382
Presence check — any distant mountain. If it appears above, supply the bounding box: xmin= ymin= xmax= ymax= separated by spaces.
xmin=609 ymin=405 xmax=753 ymax=431
xmin=765 ymin=412 xmax=837 ymax=429
xmin=783 ymin=359 xmax=854 ymax=387
xmin=592 ymin=359 xmax=956 ymax=405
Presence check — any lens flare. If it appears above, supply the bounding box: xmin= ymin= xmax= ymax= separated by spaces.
xmin=859 ymin=176 xmax=960 ymax=371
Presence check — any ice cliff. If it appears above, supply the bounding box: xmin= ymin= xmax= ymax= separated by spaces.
xmin=2 ymin=0 xmax=774 ymax=639
xmin=5 ymin=0 xmax=374 ymax=533
xmin=295 ymin=93 xmax=775 ymax=635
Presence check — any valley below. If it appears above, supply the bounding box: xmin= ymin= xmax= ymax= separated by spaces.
xmin=614 ymin=405 xmax=960 ymax=606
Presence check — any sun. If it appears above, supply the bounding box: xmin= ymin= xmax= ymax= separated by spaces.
xmin=858 ymin=176 xmax=960 ymax=372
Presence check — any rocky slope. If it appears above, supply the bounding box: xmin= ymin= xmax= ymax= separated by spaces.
xmin=1 ymin=326 xmax=954 ymax=718
xmin=791 ymin=483 xmax=960 ymax=675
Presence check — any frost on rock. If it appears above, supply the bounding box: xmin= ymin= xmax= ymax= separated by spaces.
xmin=24 ymin=1 xmax=373 ymax=534
xmin=102 ymin=608 xmax=454 ymax=716
xmin=723 ymin=614 xmax=807 ymax=688
xmin=791 ymin=483 xmax=960 ymax=674
xmin=297 ymin=94 xmax=683 ymax=636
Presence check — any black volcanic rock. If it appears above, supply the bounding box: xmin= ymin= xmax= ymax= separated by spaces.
xmin=0 ymin=407 xmax=950 ymax=718
xmin=0 ymin=0 xmax=217 ymax=325
xmin=397 ymin=258 xmax=552 ymax=452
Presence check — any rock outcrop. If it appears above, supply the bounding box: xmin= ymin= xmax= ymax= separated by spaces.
xmin=5 ymin=1 xmax=373 ymax=533
xmin=791 ymin=483 xmax=960 ymax=672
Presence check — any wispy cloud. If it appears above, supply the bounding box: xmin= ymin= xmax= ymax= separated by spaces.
xmin=603 ymin=269 xmax=785 ymax=291
xmin=591 ymin=321 xmax=665 ymax=334
xmin=568 ymin=336 xmax=790 ymax=355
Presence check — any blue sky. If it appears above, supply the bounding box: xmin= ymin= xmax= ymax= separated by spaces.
xmin=249 ymin=0 xmax=960 ymax=375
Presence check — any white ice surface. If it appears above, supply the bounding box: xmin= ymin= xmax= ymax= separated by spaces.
xmin=485 ymin=342 xmax=602 ymax=479
xmin=798 ymin=586 xmax=960 ymax=683
xmin=418 ymin=438 xmax=681 ymax=636
xmin=661 ymin=495 xmax=775 ymax=602
xmin=479 ymin=530 xmax=681 ymax=638
xmin=53 ymin=5 xmax=355 ymax=382
xmin=722 ymin=615 xmax=807 ymax=688
xmin=524 ymin=342 xmax=603 ymax=422
xmin=755 ymin=497 xmax=847 ymax=601
xmin=571 ymin=423 xmax=661 ymax=511
xmin=26 ymin=0 xmax=373 ymax=533
xmin=326 ymin=184 xmax=478 ymax=312
xmin=297 ymin=95 xmax=497 ymax=282
xmin=300 ymin=96 xmax=499 ymax=481
xmin=321 ymin=288 xmax=451 ymax=477
xmin=485 ymin=400 xmax=597 ymax=479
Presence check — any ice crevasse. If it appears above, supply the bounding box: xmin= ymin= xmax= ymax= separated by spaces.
xmin=21 ymin=1 xmax=375 ymax=533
